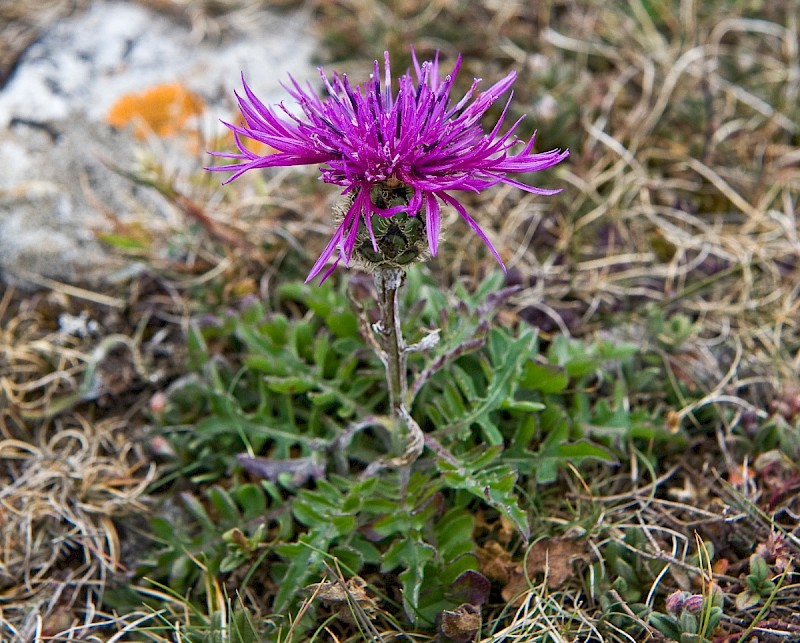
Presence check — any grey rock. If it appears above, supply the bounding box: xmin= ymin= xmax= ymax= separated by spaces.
xmin=0 ymin=0 xmax=316 ymax=288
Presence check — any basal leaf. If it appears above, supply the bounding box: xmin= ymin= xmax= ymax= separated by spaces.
xmin=437 ymin=453 xmax=530 ymax=540
xmin=557 ymin=440 xmax=618 ymax=464
xmin=207 ymin=486 xmax=240 ymax=524
xmin=263 ymin=375 xmax=317 ymax=394
xmin=521 ymin=362 xmax=569 ymax=393
xmin=502 ymin=399 xmax=546 ymax=412
xmin=383 ymin=536 xmax=436 ymax=624
xmin=440 ymin=329 xmax=537 ymax=445
xmin=235 ymin=483 xmax=267 ymax=520
xmin=187 ymin=322 xmax=209 ymax=366
xmin=181 ymin=492 xmax=214 ymax=531
xmin=273 ymin=527 xmax=336 ymax=612
xmin=329 ymin=544 xmax=364 ymax=573
xmin=435 ymin=509 xmax=475 ymax=563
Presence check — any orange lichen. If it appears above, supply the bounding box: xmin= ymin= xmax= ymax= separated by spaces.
xmin=107 ymin=83 xmax=204 ymax=139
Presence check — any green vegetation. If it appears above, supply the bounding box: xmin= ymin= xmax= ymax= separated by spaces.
xmin=2 ymin=0 xmax=799 ymax=641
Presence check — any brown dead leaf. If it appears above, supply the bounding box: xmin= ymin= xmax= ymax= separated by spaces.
xmin=438 ymin=603 xmax=481 ymax=643
xmin=306 ymin=575 xmax=379 ymax=624
xmin=501 ymin=538 xmax=591 ymax=602
xmin=474 ymin=510 xmax=515 ymax=545
xmin=712 ymin=558 xmax=729 ymax=576
xmin=476 ymin=540 xmax=514 ymax=584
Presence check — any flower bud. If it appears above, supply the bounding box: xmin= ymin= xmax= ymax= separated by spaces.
xmin=665 ymin=590 xmax=686 ymax=614
xmin=683 ymin=594 xmax=705 ymax=614
xmin=338 ymin=183 xmax=431 ymax=271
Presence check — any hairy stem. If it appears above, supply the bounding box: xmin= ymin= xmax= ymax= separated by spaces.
xmin=373 ymin=268 xmax=409 ymax=458
xmin=354 ymin=267 xmax=437 ymax=477
xmin=374 ymin=268 xmax=407 ymax=418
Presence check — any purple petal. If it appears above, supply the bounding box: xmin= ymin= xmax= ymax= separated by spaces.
xmin=440 ymin=192 xmax=506 ymax=271
xmin=425 ymin=193 xmax=441 ymax=256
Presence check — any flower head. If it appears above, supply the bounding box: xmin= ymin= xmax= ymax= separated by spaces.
xmin=209 ymin=49 xmax=568 ymax=283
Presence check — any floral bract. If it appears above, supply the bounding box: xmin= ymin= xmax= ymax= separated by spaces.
xmin=209 ymin=49 xmax=569 ymax=283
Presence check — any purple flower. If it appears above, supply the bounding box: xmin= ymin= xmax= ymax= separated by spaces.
xmin=665 ymin=590 xmax=687 ymax=614
xmin=682 ymin=594 xmax=705 ymax=615
xmin=209 ymin=49 xmax=568 ymax=283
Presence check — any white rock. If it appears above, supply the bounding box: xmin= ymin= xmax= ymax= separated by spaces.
xmin=0 ymin=0 xmax=317 ymax=287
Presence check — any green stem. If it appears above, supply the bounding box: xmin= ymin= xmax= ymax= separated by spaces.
xmin=374 ymin=268 xmax=408 ymax=454
xmin=354 ymin=267 xmax=428 ymax=478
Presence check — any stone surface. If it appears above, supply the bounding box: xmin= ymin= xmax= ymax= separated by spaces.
xmin=0 ymin=0 xmax=316 ymax=287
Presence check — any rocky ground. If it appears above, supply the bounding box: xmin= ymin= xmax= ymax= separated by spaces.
xmin=0 ymin=0 xmax=316 ymax=288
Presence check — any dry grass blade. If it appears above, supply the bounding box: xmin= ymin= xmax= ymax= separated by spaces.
xmin=0 ymin=416 xmax=155 ymax=640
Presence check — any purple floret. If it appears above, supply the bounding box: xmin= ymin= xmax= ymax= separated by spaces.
xmin=209 ymin=48 xmax=569 ymax=283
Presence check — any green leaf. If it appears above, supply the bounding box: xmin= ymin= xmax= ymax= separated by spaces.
xmin=436 ymin=510 xmax=475 ymax=562
xmin=326 ymin=309 xmax=358 ymax=339
xmin=207 ymin=486 xmax=240 ymax=525
xmin=439 ymin=554 xmax=479 ymax=586
xmin=450 ymin=364 xmax=478 ymax=399
xmin=263 ymin=375 xmax=317 ymax=394
xmin=97 ymin=231 xmax=149 ymax=251
xmin=330 ymin=545 xmax=364 ymax=574
xmin=340 ymin=478 xmax=379 ymax=513
xmin=557 ymin=440 xmax=618 ymax=463
xmin=308 ymin=390 xmax=337 ymax=406
xmin=704 ymin=606 xmax=723 ymax=633
xmin=383 ymin=536 xmax=436 ymax=624
xmin=522 ymin=362 xmax=569 ymax=393
xmin=330 ymin=514 xmax=357 ymax=535
xmin=169 ymin=556 xmax=197 ymax=594
xmin=371 ymin=511 xmax=413 ymax=540
xmin=437 ymin=451 xmax=530 ymax=539
xmin=436 ymin=329 xmax=537 ymax=445
xmin=292 ymin=497 xmax=326 ymax=527
xmin=628 ymin=422 xmax=688 ymax=443
xmin=262 ymin=314 xmax=289 ymax=346
xmin=149 ymin=516 xmax=178 ymax=542
xmin=187 ymin=322 xmax=209 ymax=365
xmin=613 ymin=557 xmax=640 ymax=587
xmin=237 ymin=319 xmax=281 ymax=355
xmin=509 ymin=415 xmax=537 ymax=456
xmin=564 ymin=357 xmax=599 ymax=378
xmin=533 ymin=457 xmax=559 ymax=484
xmin=749 ymin=554 xmax=769 ymax=581
xmin=230 ymin=604 xmax=260 ymax=643
xmin=502 ymin=399 xmax=546 ymax=412
xmin=279 ymin=280 xmax=337 ymax=318
xmin=273 ymin=525 xmax=337 ymax=612
xmin=235 ymin=484 xmax=267 ymax=520
xmin=220 ymin=551 xmax=246 ymax=574
xmin=680 ymin=634 xmax=705 ymax=643
xmin=312 ymin=333 xmax=331 ymax=369
xmin=679 ymin=611 xmax=699 ymax=635
xmin=291 ymin=321 xmax=315 ymax=359
xmin=181 ymin=493 xmax=215 ymax=531
xmin=598 ymin=341 xmax=639 ymax=361
xmin=649 ymin=612 xmax=682 ymax=641
xmin=348 ymin=536 xmax=382 ymax=566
